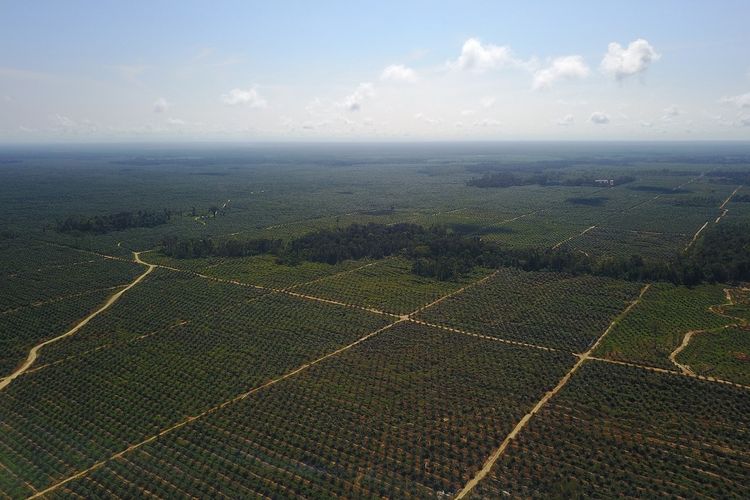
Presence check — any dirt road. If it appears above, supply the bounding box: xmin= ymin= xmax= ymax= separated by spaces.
xmin=0 ymin=251 xmax=154 ymax=392
xmin=455 ymin=284 xmax=650 ymax=499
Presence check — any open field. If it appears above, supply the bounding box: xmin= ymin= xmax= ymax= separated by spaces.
xmin=1 ymin=143 xmax=749 ymax=498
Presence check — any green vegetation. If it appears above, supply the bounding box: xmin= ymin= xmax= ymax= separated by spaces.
xmin=467 ymin=171 xmax=635 ymax=189
xmin=56 ymin=210 xmax=171 ymax=234
xmin=417 ymin=267 xmax=641 ymax=351
xmin=0 ymin=272 xmax=390 ymax=494
xmin=0 ymin=254 xmax=143 ymax=374
xmin=52 ymin=323 xmax=576 ymax=498
xmin=689 ymin=221 xmax=750 ymax=283
xmin=1 ymin=254 xmax=141 ymax=311
xmin=161 ymin=236 xmax=282 ymax=258
xmin=564 ymin=226 xmax=686 ymax=261
xmin=595 ymin=283 xmax=730 ymax=368
xmin=158 ymin=218 xmax=750 ymax=286
xmin=1 ymin=144 xmax=749 ymax=498
xmin=472 ymin=362 xmax=750 ymax=498
xmin=566 ymin=196 xmax=609 ymax=206
xmin=678 ymin=327 xmax=750 ymax=385
xmin=0 ymin=288 xmax=117 ymax=374
xmin=295 ymin=257 xmax=489 ymax=315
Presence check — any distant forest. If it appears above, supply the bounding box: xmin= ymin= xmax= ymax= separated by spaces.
xmin=161 ymin=221 xmax=750 ymax=285
xmin=467 ymin=172 xmax=635 ymax=189
xmin=706 ymin=170 xmax=750 ymax=184
xmin=57 ymin=210 xmax=170 ymax=234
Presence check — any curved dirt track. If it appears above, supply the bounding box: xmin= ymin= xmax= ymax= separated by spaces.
xmin=669 ymin=288 xmax=748 ymax=376
xmin=669 ymin=330 xmax=700 ymax=375
xmin=0 ymin=251 xmax=154 ymax=392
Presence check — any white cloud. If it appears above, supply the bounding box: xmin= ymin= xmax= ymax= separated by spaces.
xmin=739 ymin=115 xmax=750 ymax=127
xmin=153 ymin=97 xmax=170 ymax=113
xmin=719 ymin=92 xmax=750 ymax=109
xmin=556 ymin=98 xmax=588 ymax=107
xmin=52 ymin=114 xmax=76 ymax=128
xmin=601 ymin=38 xmax=660 ymax=80
xmin=589 ymin=112 xmax=610 ymax=125
xmin=640 ymin=121 xmax=654 ymax=128
xmin=474 ymin=118 xmax=502 ymax=127
xmin=413 ymin=113 xmax=442 ymax=125
xmin=221 ymin=87 xmax=267 ymax=107
xmin=304 ymin=98 xmax=327 ymax=117
xmin=532 ymin=55 xmax=590 ymax=90
xmin=341 ymin=83 xmax=374 ymax=112
xmin=661 ymin=105 xmax=681 ymax=121
xmin=299 ymin=119 xmax=332 ymax=130
xmin=557 ymin=114 xmax=575 ymax=126
xmin=480 ymin=96 xmax=496 ymax=108
xmin=166 ymin=117 xmax=186 ymax=125
xmin=450 ymin=38 xmax=524 ymax=73
xmin=380 ymin=64 xmax=418 ymax=83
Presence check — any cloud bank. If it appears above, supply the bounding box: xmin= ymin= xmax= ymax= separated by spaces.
xmin=720 ymin=92 xmax=750 ymax=108
xmin=601 ymin=39 xmax=660 ymax=80
xmin=380 ymin=64 xmax=418 ymax=83
xmin=533 ymin=56 xmax=590 ymax=90
xmin=341 ymin=83 xmax=374 ymax=112
xmin=450 ymin=38 xmax=526 ymax=73
xmin=221 ymin=87 xmax=267 ymax=107
xmin=590 ymin=111 xmax=610 ymax=124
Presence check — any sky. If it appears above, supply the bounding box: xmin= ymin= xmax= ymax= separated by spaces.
xmin=1 ymin=0 xmax=749 ymax=142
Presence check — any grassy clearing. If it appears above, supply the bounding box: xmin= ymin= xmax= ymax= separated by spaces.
xmin=295 ymin=257 xmax=491 ymax=315
xmin=678 ymin=327 xmax=750 ymax=385
xmin=595 ymin=283 xmax=730 ymax=369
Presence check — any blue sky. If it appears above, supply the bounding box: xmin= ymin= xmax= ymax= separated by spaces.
xmin=1 ymin=1 xmax=749 ymax=141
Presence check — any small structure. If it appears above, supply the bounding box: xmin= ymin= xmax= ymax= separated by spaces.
xmin=594 ymin=179 xmax=615 ymax=186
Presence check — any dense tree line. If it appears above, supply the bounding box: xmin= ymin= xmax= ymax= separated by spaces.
xmin=466 ymin=172 xmax=540 ymax=188
xmin=687 ymin=222 xmax=750 ymax=283
xmin=282 ymin=223 xmax=426 ymax=264
xmin=57 ymin=210 xmax=170 ymax=234
xmin=160 ymin=221 xmax=750 ymax=284
xmin=161 ymin=237 xmax=282 ymax=259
